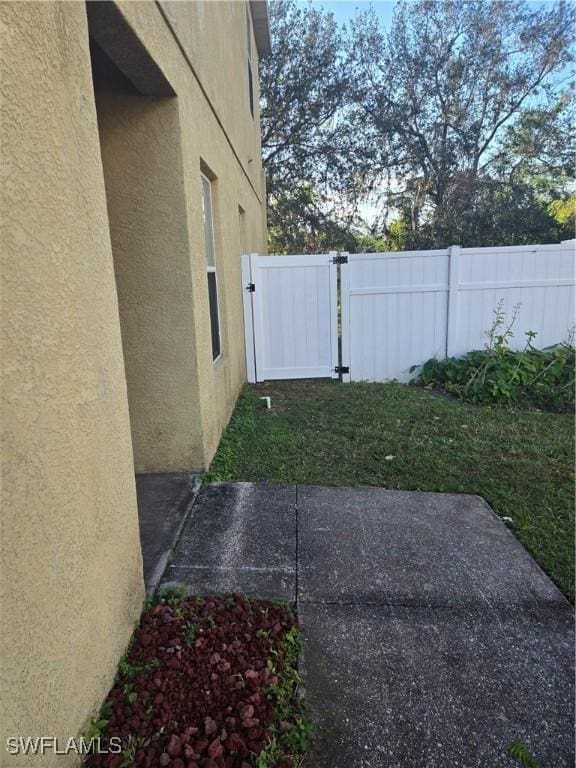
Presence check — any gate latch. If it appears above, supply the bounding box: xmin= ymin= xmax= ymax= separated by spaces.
xmin=332 ymin=255 xmax=348 ymax=264
xmin=246 ymin=283 xmax=256 ymax=292
xmin=334 ymin=366 xmax=350 ymax=374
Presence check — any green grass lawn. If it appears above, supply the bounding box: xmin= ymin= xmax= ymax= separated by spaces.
xmin=207 ymin=380 xmax=575 ymax=601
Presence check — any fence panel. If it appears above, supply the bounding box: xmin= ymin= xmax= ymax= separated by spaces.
xmin=341 ymin=241 xmax=575 ymax=383
xmin=453 ymin=243 xmax=575 ymax=357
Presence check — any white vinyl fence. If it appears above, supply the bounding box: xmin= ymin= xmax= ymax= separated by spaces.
xmin=341 ymin=241 xmax=575 ymax=382
xmin=242 ymin=241 xmax=575 ymax=384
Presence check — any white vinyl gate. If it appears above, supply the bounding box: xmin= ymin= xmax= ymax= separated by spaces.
xmin=241 ymin=252 xmax=338 ymax=382
xmin=242 ymin=241 xmax=575 ymax=384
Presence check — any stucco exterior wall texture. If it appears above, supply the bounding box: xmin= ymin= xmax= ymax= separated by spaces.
xmin=1 ymin=0 xmax=267 ymax=763
xmin=108 ymin=0 xmax=267 ymax=469
xmin=95 ymin=92 xmax=205 ymax=472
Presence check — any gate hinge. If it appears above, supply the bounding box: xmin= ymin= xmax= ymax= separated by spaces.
xmin=246 ymin=283 xmax=256 ymax=292
xmin=334 ymin=365 xmax=350 ymax=374
xmin=332 ymin=254 xmax=348 ymax=264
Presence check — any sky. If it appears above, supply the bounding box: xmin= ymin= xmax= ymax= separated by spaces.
xmin=308 ymin=0 xmax=396 ymax=27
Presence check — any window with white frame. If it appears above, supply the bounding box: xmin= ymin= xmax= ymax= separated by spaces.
xmin=246 ymin=5 xmax=254 ymax=117
xmin=201 ymin=173 xmax=221 ymax=361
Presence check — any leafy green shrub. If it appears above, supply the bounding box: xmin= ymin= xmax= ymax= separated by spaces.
xmin=413 ymin=301 xmax=575 ymax=412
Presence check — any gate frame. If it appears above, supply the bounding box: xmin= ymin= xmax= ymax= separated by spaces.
xmin=242 ymin=252 xmax=339 ymax=383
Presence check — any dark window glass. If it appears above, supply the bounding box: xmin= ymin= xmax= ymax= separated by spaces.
xmin=207 ymin=271 xmax=221 ymax=360
xmin=201 ymin=172 xmax=221 ymax=361
xmin=247 ymin=7 xmax=254 ymax=117
xmin=248 ymin=64 xmax=254 ymax=117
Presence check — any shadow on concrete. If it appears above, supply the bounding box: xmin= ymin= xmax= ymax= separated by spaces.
xmin=136 ymin=472 xmax=200 ymax=595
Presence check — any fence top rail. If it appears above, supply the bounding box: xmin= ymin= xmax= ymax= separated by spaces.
xmin=349 ymin=241 xmax=574 ymax=260
xmin=461 ymin=241 xmax=575 ymax=255
xmin=350 ymin=249 xmax=449 ymax=260
xmin=256 ymin=252 xmax=334 ymax=259
xmin=249 ymin=253 xmax=335 ymax=267
xmin=249 ymin=241 xmax=574 ymax=263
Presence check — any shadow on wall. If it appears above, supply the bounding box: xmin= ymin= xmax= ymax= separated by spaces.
xmin=89 ymin=26 xmax=204 ymax=474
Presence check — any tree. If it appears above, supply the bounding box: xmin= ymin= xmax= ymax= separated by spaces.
xmin=458 ymin=180 xmax=571 ymax=246
xmin=489 ymin=94 xmax=575 ymax=191
xmin=267 ymin=185 xmax=358 ymax=254
xmin=548 ymin=195 xmax=576 ymax=239
xmin=350 ymin=0 xmax=575 ymax=247
xmin=261 ymin=0 xmax=574 ymax=251
xmin=260 ymin=0 xmax=370 ymax=252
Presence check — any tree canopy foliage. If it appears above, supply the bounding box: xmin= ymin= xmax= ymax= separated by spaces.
xmin=260 ymin=0 xmax=369 ymax=252
xmin=260 ymin=0 xmax=575 ymax=252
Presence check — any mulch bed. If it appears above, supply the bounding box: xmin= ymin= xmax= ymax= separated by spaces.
xmin=87 ymin=593 xmax=299 ymax=768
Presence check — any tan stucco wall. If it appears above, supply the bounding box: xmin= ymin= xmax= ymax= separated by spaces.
xmin=95 ymin=92 xmax=205 ymax=473
xmin=1 ymin=2 xmax=145 ymax=764
xmin=103 ymin=0 xmax=268 ymax=467
xmin=1 ymin=0 xmax=267 ymax=761
xmin=157 ymin=0 xmax=265 ymax=195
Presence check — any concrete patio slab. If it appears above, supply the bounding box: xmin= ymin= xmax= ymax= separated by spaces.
xmin=300 ymin=601 xmax=574 ymax=767
xmin=150 ymin=481 xmax=573 ymax=766
xmin=160 ymin=482 xmax=296 ymax=600
xmin=136 ymin=472 xmax=199 ymax=594
xmin=298 ymin=485 xmax=565 ymax=607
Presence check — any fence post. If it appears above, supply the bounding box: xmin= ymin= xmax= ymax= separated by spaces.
xmin=328 ymin=251 xmax=340 ymax=378
xmin=446 ymin=245 xmax=461 ymax=358
xmin=241 ymin=253 xmax=257 ymax=383
xmin=250 ymin=253 xmax=264 ymax=382
xmin=340 ymin=252 xmax=352 ymax=383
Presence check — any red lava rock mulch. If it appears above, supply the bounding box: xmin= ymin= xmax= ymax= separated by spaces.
xmin=86 ymin=593 xmax=298 ymax=768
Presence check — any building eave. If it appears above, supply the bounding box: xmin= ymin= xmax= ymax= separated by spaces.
xmin=249 ymin=0 xmax=271 ymax=56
